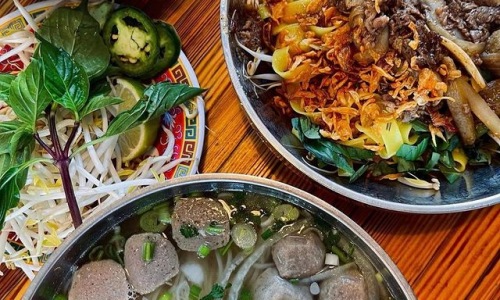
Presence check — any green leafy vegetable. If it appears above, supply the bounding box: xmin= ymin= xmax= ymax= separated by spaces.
xmin=304 ymin=138 xmax=354 ymax=175
xmin=396 ymin=138 xmax=429 ymax=161
xmin=0 ymin=120 xmax=25 ymax=154
xmin=36 ymin=37 xmax=89 ymax=120
xmin=201 ymin=284 xmax=226 ymax=300
xmin=0 ymin=73 xmax=15 ymax=101
xmin=38 ymin=0 xmax=110 ymax=79
xmin=80 ymin=95 xmax=122 ymax=118
xmin=349 ymin=164 xmax=369 ymax=183
xmin=105 ymin=82 xmax=204 ymax=137
xmin=424 ymin=152 xmax=440 ymax=169
xmin=7 ymin=59 xmax=51 ymax=130
xmin=410 ymin=120 xmax=429 ymax=132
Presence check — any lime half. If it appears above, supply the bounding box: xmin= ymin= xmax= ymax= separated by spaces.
xmin=114 ymin=77 xmax=160 ymax=162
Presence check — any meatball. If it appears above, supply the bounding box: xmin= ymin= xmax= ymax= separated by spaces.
xmin=68 ymin=260 xmax=129 ymax=300
xmin=171 ymin=198 xmax=230 ymax=251
xmin=319 ymin=268 xmax=369 ymax=300
xmin=124 ymin=233 xmax=179 ymax=294
xmin=252 ymin=268 xmax=313 ymax=300
xmin=272 ymin=231 xmax=326 ymax=279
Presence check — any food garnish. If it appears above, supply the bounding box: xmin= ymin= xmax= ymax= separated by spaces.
xmin=0 ymin=0 xmax=203 ymax=277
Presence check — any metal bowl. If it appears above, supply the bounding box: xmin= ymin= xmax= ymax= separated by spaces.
xmin=24 ymin=174 xmax=414 ymax=299
xmin=219 ymin=0 xmax=500 ymax=213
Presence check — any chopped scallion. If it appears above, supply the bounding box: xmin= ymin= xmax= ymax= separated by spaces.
xmin=159 ymin=292 xmax=173 ymax=300
xmin=189 ymin=284 xmax=202 ymax=300
xmin=197 ymin=244 xmax=211 ymax=258
xmin=231 ymin=223 xmax=257 ymax=250
xmin=261 ymin=228 xmax=274 ymax=240
xmin=142 ymin=240 xmax=155 ymax=262
xmin=205 ymin=222 xmax=225 ymax=235
xmin=331 ymin=245 xmax=351 ymax=264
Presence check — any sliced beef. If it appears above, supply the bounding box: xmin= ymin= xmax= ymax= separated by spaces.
xmin=124 ymin=233 xmax=179 ymax=294
xmin=319 ymin=268 xmax=369 ymax=300
xmin=272 ymin=231 xmax=326 ymax=279
xmin=68 ymin=260 xmax=129 ymax=300
xmin=389 ymin=0 xmax=444 ymax=68
xmin=171 ymin=198 xmax=230 ymax=251
xmin=252 ymin=268 xmax=313 ymax=300
xmin=480 ymin=79 xmax=500 ymax=114
xmin=436 ymin=0 xmax=500 ymax=43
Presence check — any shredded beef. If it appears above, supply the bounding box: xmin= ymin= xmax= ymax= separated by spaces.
xmin=388 ymin=0 xmax=443 ymax=68
xmin=437 ymin=0 xmax=500 ymax=43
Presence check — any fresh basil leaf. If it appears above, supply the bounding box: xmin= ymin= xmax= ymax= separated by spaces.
xmin=7 ymin=59 xmax=51 ymax=129
xmin=9 ymin=130 xmax=34 ymax=162
xmin=424 ymin=152 xmax=440 ymax=169
xmin=0 ymin=166 xmax=22 ymax=228
xmin=299 ymin=117 xmax=321 ymax=139
xmin=89 ymin=80 xmax=112 ymax=99
xmin=396 ymin=138 xmax=429 ymax=161
xmin=0 ymin=144 xmax=34 ymax=229
xmin=303 ymin=139 xmax=354 ymax=175
xmin=349 ymin=164 xmax=368 ymax=183
xmin=38 ymin=3 xmax=110 ymax=79
xmin=80 ymin=95 xmax=122 ymax=118
xmin=397 ymin=158 xmax=415 ymax=173
xmin=0 ymin=120 xmax=26 ymax=154
xmin=0 ymin=73 xmax=15 ymax=101
xmin=342 ymin=146 xmax=374 ymax=161
xmin=143 ymin=82 xmax=205 ymax=116
xmin=37 ymin=38 xmax=89 ymax=120
xmin=0 ymin=154 xmax=9 ymax=177
xmin=105 ymin=83 xmax=204 ymax=137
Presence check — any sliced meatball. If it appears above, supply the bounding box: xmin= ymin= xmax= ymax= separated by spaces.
xmin=272 ymin=231 xmax=326 ymax=279
xmin=171 ymin=198 xmax=230 ymax=251
xmin=124 ymin=233 xmax=179 ymax=294
xmin=68 ymin=260 xmax=129 ymax=300
xmin=319 ymin=268 xmax=369 ymax=300
xmin=252 ymin=268 xmax=313 ymax=300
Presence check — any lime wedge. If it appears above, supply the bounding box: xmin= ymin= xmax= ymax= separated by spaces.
xmin=114 ymin=77 xmax=160 ymax=162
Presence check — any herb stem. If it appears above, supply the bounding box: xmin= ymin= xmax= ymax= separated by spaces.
xmin=64 ymin=121 xmax=80 ymax=156
xmin=33 ymin=133 xmax=56 ymax=157
xmin=57 ymin=159 xmax=82 ymax=227
xmin=48 ymin=107 xmax=64 ymax=158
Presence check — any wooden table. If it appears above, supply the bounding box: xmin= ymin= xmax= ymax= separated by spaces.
xmin=0 ymin=0 xmax=499 ymax=299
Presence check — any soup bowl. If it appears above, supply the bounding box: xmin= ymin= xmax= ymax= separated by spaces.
xmin=24 ymin=174 xmax=414 ymax=299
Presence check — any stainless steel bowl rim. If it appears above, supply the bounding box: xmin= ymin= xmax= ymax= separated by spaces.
xmin=25 ymin=174 xmax=414 ymax=299
xmin=219 ymin=0 xmax=500 ymax=213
